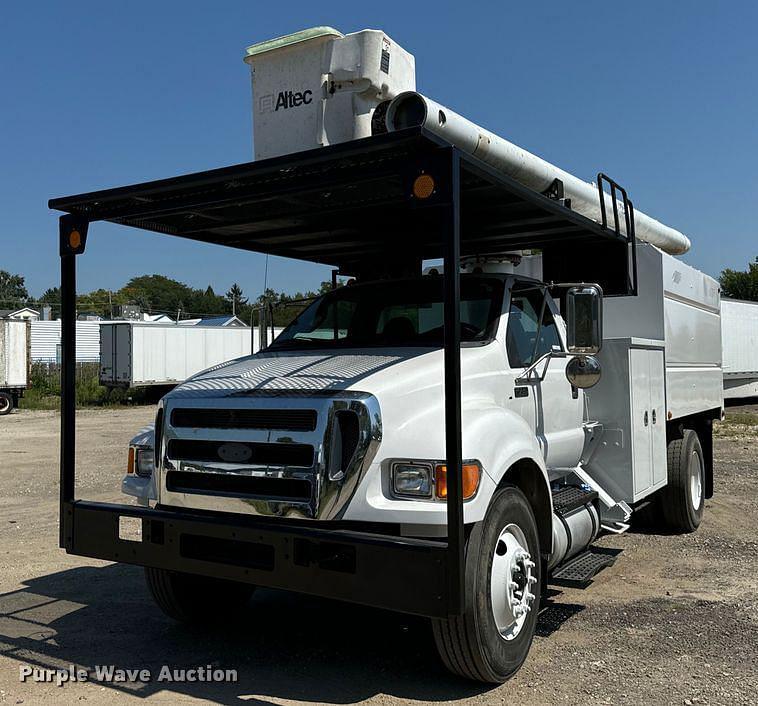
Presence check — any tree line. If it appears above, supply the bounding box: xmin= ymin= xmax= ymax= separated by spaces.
xmin=0 ymin=271 xmax=335 ymax=327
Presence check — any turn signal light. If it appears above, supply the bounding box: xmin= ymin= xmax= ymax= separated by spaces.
xmin=412 ymin=173 xmax=435 ymax=199
xmin=435 ymin=462 xmax=481 ymax=500
xmin=127 ymin=446 xmax=135 ymax=475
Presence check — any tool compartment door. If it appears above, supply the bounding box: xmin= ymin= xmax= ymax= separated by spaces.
xmin=630 ymin=348 xmax=653 ymax=496
xmin=630 ymin=345 xmax=668 ymax=498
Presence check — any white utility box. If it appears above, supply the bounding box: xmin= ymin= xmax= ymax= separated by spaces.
xmin=244 ymin=27 xmax=415 ymax=160
xmin=603 ymin=242 xmax=723 ymax=420
xmin=584 ymin=338 xmax=668 ymax=503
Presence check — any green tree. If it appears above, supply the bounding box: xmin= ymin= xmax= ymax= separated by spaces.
xmin=720 ymin=257 xmax=758 ymax=301
xmin=121 ymin=274 xmax=195 ymax=316
xmin=226 ymin=283 xmax=248 ymax=316
xmin=0 ymin=270 xmax=29 ymax=306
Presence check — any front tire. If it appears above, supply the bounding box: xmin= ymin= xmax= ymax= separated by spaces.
xmin=432 ymin=485 xmax=541 ymax=683
xmin=660 ymin=429 xmax=705 ymax=532
xmin=145 ymin=567 xmax=255 ymax=622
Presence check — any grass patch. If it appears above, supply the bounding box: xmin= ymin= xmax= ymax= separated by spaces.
xmin=22 ymin=362 xmax=159 ymax=410
xmin=723 ymin=411 xmax=758 ymax=426
xmin=715 ymin=410 xmax=758 ymax=437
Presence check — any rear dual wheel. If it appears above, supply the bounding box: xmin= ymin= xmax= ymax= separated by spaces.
xmin=433 ymin=485 xmax=541 ymax=683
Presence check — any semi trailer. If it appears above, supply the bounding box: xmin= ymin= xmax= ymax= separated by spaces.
xmin=99 ymin=322 xmax=269 ymax=388
xmin=0 ymin=319 xmax=30 ymax=415
xmin=721 ymin=298 xmax=758 ymax=400
xmin=50 ymin=27 xmax=723 ymax=683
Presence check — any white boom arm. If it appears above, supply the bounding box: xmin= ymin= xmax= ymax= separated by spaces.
xmin=386 ymin=92 xmax=691 ymax=255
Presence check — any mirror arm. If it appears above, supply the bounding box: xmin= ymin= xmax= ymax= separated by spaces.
xmin=515 ymin=349 xmax=568 ymax=384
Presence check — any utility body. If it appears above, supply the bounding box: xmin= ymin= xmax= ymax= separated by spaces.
xmin=51 ymin=27 xmax=723 ymax=683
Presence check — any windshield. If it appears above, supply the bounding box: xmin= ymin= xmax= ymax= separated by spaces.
xmin=269 ymin=276 xmax=505 ymax=351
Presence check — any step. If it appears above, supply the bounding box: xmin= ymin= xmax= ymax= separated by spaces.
xmin=549 ymin=546 xmax=621 ymax=588
xmin=551 ymin=485 xmax=598 ymax=516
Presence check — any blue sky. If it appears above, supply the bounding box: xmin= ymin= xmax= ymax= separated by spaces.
xmin=1 ymin=1 xmax=754 ymax=301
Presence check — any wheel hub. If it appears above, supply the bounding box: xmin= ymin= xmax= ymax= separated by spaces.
xmin=689 ymin=450 xmax=703 ymax=510
xmin=490 ymin=523 xmax=537 ymax=641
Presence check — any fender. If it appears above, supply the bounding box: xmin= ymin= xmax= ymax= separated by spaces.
xmin=462 ymin=405 xmax=553 ymax=554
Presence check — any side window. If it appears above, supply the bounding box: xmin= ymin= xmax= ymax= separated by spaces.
xmin=506 ymin=286 xmax=562 ymax=367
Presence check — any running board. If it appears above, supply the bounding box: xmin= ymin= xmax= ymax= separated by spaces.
xmin=549 ymin=546 xmax=621 ymax=588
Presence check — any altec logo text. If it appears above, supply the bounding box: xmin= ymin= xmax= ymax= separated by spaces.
xmin=259 ymin=89 xmax=313 ymax=113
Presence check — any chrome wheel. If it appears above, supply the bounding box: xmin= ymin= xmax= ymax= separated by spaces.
xmin=0 ymin=395 xmax=11 ymax=415
xmin=490 ymin=523 xmax=537 ymax=641
xmin=689 ymin=449 xmax=703 ymax=511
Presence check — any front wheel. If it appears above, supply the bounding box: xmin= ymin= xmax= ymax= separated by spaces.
xmin=432 ymin=485 xmax=541 ymax=683
xmin=145 ymin=567 xmax=256 ymax=622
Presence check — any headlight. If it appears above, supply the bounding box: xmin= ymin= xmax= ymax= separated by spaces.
xmin=392 ymin=462 xmax=433 ymax=498
xmin=391 ymin=460 xmax=482 ymax=500
xmin=128 ymin=446 xmax=154 ymax=478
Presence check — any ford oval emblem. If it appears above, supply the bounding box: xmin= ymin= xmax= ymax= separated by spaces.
xmin=217 ymin=442 xmax=253 ymax=463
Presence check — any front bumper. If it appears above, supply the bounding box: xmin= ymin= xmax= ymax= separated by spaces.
xmin=63 ymin=500 xmax=453 ymax=618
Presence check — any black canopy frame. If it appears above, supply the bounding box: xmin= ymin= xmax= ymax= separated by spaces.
xmin=50 ymin=127 xmax=635 ymax=618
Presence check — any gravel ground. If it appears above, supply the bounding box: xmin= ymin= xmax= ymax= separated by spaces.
xmin=0 ymin=406 xmax=756 ymax=705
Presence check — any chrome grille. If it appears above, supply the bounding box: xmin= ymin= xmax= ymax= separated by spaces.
xmin=158 ymin=393 xmax=382 ymax=520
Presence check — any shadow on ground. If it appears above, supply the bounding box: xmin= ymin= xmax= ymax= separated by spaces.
xmin=0 ymin=564 xmax=582 ymax=704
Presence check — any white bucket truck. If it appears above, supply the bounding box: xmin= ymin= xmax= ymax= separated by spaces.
xmin=52 ymin=28 xmax=722 ymax=683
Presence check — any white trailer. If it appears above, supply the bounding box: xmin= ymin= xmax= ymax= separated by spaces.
xmin=721 ymin=298 xmax=758 ymax=400
xmin=99 ymin=323 xmax=277 ymax=388
xmin=0 ymin=319 xmax=30 ymax=414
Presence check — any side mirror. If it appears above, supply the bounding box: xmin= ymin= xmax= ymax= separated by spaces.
xmin=566 ymin=285 xmax=603 ymax=355
xmin=566 ymin=355 xmax=602 ymax=389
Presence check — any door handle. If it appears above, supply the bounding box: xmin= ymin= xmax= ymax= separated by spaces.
xmin=651 ymin=409 xmax=657 ymax=425
xmin=644 ymin=410 xmax=649 ymax=427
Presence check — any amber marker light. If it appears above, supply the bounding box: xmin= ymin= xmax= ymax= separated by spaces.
xmin=412 ymin=173 xmax=435 ymax=199
xmin=127 ymin=446 xmax=135 ymax=475
xmin=435 ymin=462 xmax=482 ymax=500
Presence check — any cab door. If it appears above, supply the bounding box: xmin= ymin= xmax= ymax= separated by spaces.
xmin=505 ymin=281 xmax=584 ymax=469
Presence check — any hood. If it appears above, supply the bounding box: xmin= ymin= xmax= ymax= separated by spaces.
xmin=165 ymin=348 xmax=438 ymax=400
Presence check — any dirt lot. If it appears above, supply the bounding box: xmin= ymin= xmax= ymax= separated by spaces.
xmin=1 ymin=406 xmax=756 ymax=705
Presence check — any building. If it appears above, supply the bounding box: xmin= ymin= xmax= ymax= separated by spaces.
xmin=193 ymin=315 xmax=247 ymax=327
xmin=0 ymin=307 xmax=40 ymax=321
xmin=141 ymin=313 xmax=174 ymax=323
